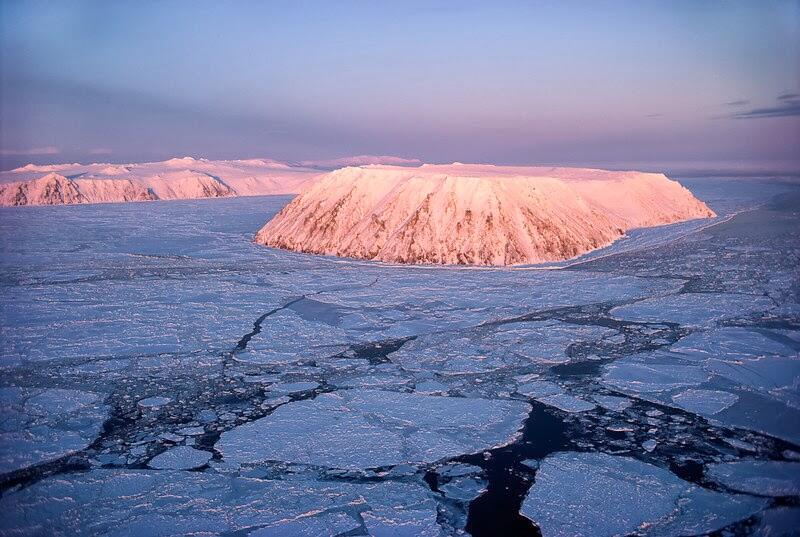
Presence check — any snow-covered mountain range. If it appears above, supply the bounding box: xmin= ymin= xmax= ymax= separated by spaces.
xmin=0 ymin=157 xmax=322 ymax=206
xmin=255 ymin=163 xmax=716 ymax=266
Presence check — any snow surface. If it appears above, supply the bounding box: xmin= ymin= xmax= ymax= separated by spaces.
xmin=255 ymin=163 xmax=716 ymax=265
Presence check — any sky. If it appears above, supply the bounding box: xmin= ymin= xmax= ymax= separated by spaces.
xmin=1 ymin=0 xmax=799 ymax=173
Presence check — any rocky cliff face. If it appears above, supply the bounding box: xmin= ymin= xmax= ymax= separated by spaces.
xmin=255 ymin=164 xmax=716 ymax=266
xmin=0 ymin=173 xmax=87 ymax=206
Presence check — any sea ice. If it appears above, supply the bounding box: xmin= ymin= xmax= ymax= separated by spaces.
xmin=217 ymin=389 xmax=529 ymax=469
xmin=1 ymin=180 xmax=797 ymax=536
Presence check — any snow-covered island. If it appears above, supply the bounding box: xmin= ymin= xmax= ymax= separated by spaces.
xmin=255 ymin=163 xmax=716 ymax=266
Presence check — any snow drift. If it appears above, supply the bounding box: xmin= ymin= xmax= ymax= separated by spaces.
xmin=255 ymin=163 xmax=716 ymax=266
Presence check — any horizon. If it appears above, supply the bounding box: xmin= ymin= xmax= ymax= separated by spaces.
xmin=5 ymin=152 xmax=800 ymax=179
xmin=2 ymin=1 xmax=799 ymax=173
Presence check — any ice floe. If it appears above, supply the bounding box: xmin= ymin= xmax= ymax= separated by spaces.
xmin=218 ymin=390 xmax=529 ymax=469
xmin=671 ymin=388 xmax=739 ymax=415
xmin=707 ymin=460 xmax=800 ymax=497
xmin=521 ymin=452 xmax=765 ymax=537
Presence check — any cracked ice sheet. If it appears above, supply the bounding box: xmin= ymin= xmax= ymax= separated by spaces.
xmin=217 ymin=389 xmax=530 ymax=469
xmin=306 ymin=271 xmax=681 ymax=341
xmin=315 ymin=271 xmax=681 ymax=315
xmin=602 ymin=347 xmax=800 ymax=444
xmin=671 ymin=327 xmax=798 ymax=361
xmin=0 ymin=387 xmax=108 ymax=474
xmin=0 ymin=470 xmax=443 ymax=537
xmin=522 ymin=452 xmax=765 ymax=537
xmin=0 ymin=277 xmax=289 ymax=366
xmin=233 ymin=309 xmax=350 ymax=364
xmin=392 ymin=321 xmax=616 ymax=375
xmin=609 ymin=292 xmax=775 ymax=327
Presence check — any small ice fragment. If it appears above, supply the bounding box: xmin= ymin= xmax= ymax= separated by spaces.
xmin=197 ymin=409 xmax=217 ymax=423
xmin=414 ymin=380 xmax=448 ymax=394
xmin=783 ymin=450 xmax=800 ymax=461
xmin=269 ymin=381 xmax=319 ymax=394
xmin=592 ymin=395 xmax=632 ymax=412
xmin=724 ymin=438 xmax=757 ymax=452
xmin=536 ymin=393 xmax=596 ymax=413
xmin=177 ymin=426 xmax=205 ymax=436
xmin=671 ymin=389 xmax=739 ymax=416
xmin=138 ymin=396 xmax=171 ymax=408
xmin=642 ymin=439 xmax=658 ymax=452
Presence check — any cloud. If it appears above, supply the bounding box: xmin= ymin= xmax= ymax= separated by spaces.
xmin=88 ymin=147 xmax=113 ymax=155
xmin=727 ymin=93 xmax=800 ymax=119
xmin=723 ymin=99 xmax=750 ymax=106
xmin=0 ymin=146 xmax=60 ymax=155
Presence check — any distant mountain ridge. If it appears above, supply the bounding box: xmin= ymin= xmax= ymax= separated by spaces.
xmin=0 ymin=155 xmax=419 ymax=207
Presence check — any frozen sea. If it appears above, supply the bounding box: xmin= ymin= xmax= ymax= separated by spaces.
xmin=0 ymin=177 xmax=798 ymax=536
